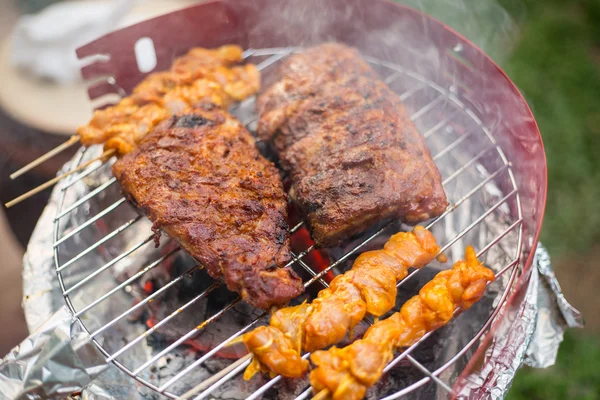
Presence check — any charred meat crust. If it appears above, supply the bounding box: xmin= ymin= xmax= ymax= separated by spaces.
xmin=257 ymin=43 xmax=448 ymax=247
xmin=113 ymin=108 xmax=304 ymax=309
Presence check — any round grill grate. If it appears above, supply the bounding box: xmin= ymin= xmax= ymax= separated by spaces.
xmin=54 ymin=48 xmax=523 ymax=399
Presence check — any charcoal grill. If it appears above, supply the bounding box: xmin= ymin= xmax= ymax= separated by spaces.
xmin=49 ymin=0 xmax=546 ymax=398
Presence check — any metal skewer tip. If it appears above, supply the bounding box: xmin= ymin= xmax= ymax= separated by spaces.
xmin=5 ymin=148 xmax=115 ymax=208
xmin=9 ymin=135 xmax=80 ymax=180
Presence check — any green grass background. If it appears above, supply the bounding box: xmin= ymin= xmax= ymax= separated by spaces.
xmin=397 ymin=0 xmax=600 ymax=398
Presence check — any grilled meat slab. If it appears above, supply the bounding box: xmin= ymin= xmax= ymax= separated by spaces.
xmin=257 ymin=43 xmax=448 ymax=247
xmin=113 ymin=108 xmax=304 ymax=309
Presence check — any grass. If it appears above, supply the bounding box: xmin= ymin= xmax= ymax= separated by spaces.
xmin=509 ymin=331 xmax=600 ymax=400
xmin=500 ymin=0 xmax=600 ymax=258
xmin=398 ymin=0 xmax=600 ymax=398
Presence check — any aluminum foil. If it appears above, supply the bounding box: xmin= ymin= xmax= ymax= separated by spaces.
xmin=524 ymin=244 xmax=585 ymax=368
xmin=0 ymin=306 xmax=107 ymax=399
xmin=1 ymin=160 xmax=142 ymax=400
xmin=455 ymin=243 xmax=584 ymax=399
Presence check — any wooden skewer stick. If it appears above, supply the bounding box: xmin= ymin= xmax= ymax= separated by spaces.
xmin=5 ymin=148 xmax=116 ymax=209
xmin=177 ymin=354 xmax=252 ymax=400
xmin=10 ymin=135 xmax=81 ymax=180
xmin=312 ymin=389 xmax=330 ymax=400
xmin=312 ymin=389 xmax=329 ymax=400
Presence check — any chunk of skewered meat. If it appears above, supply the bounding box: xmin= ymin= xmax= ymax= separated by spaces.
xmin=78 ymin=45 xmax=260 ymax=155
xmin=309 ymin=246 xmax=495 ymax=400
xmin=242 ymin=226 xmax=442 ymax=379
xmin=257 ymin=43 xmax=447 ymax=247
xmin=112 ymin=108 xmax=303 ymax=309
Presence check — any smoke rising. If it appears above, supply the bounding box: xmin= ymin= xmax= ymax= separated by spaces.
xmin=398 ymin=0 xmax=523 ymax=64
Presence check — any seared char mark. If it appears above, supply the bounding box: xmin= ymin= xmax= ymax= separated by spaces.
xmin=174 ymin=114 xmax=214 ymax=128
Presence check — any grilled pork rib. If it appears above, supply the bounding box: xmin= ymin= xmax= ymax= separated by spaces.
xmin=113 ymin=108 xmax=304 ymax=309
xmin=257 ymin=43 xmax=448 ymax=247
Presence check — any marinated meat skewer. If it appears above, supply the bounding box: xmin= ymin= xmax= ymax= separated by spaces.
xmin=8 ymin=45 xmax=260 ymax=207
xmin=309 ymin=246 xmax=495 ymax=400
xmin=80 ymin=45 xmax=260 ymax=156
xmin=112 ymin=108 xmax=303 ymax=309
xmin=242 ymin=226 xmax=443 ymax=379
xmin=257 ymin=43 xmax=448 ymax=247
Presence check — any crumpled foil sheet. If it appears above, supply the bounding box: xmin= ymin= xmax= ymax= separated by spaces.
xmin=80 ymin=384 xmax=115 ymax=400
xmin=0 ymin=306 xmax=107 ymax=399
xmin=455 ymin=243 xmax=584 ymax=398
xmin=1 ymin=160 xmax=145 ymax=400
xmin=524 ymin=244 xmax=584 ymax=368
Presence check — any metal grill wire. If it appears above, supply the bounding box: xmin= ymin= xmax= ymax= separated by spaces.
xmin=53 ymin=48 xmax=524 ymax=399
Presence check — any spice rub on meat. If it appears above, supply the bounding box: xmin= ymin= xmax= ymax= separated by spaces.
xmin=113 ymin=107 xmax=304 ymax=309
xmin=257 ymin=43 xmax=448 ymax=247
